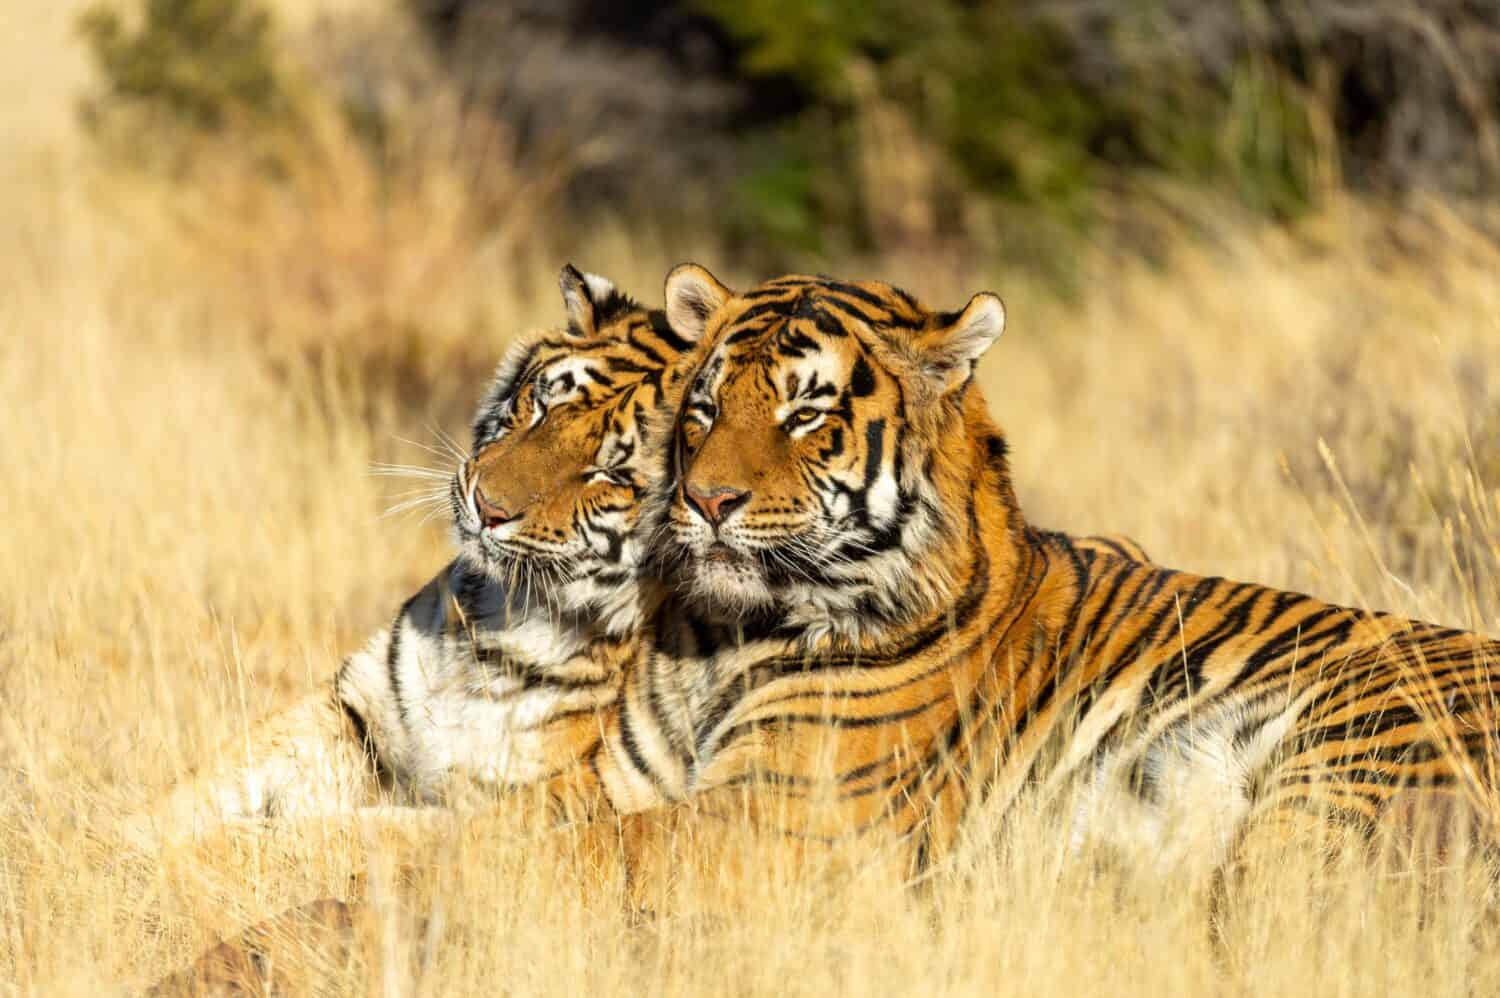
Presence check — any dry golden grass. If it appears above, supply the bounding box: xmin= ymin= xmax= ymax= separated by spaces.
xmin=5 ymin=1 xmax=1500 ymax=994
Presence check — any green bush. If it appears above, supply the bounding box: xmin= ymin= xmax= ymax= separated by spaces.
xmin=693 ymin=0 xmax=1323 ymax=256
xmin=78 ymin=0 xmax=289 ymax=135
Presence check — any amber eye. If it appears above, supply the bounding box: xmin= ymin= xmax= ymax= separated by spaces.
xmin=783 ymin=408 xmax=822 ymax=431
xmin=680 ymin=419 xmax=707 ymax=455
xmin=513 ymin=377 xmax=557 ymax=428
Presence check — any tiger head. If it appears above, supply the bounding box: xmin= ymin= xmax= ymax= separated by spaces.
xmin=656 ymin=266 xmax=1008 ymax=640
xmin=453 ymin=264 xmax=699 ymax=635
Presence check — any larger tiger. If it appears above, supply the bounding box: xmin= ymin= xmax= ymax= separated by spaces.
xmin=593 ymin=264 xmax=1500 ymax=882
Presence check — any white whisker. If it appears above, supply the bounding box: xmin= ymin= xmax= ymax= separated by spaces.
xmin=393 ymin=435 xmax=463 ymax=463
xmin=427 ymin=422 xmax=470 ymax=464
xmin=370 ymin=462 xmax=452 ymax=481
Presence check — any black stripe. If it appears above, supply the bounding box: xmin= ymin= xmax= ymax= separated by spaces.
xmin=861 ymin=418 xmax=886 ymax=498
xmin=386 ymin=600 xmax=410 ymax=733
xmin=648 ymin=309 xmax=692 ymax=352
xmin=340 ymin=698 xmax=388 ymax=783
xmin=616 ymin=698 xmax=661 ymax=790
xmin=1230 ymin=604 xmax=1353 ymax=685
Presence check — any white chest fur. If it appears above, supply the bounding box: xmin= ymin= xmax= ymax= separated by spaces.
xmin=336 ymin=564 xmax=594 ymax=800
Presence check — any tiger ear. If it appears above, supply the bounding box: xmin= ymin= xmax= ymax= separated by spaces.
xmin=664 ymin=263 xmax=733 ymax=343
xmin=559 ymin=263 xmax=621 ymax=338
xmin=913 ymin=292 xmax=1005 ymax=395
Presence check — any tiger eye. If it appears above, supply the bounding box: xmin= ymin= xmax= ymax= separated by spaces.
xmin=680 ymin=420 xmax=707 ymax=455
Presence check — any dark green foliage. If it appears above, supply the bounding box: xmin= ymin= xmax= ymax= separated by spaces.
xmin=78 ymin=0 xmax=288 ymax=134
xmin=692 ymin=0 xmax=1330 ymax=254
xmin=692 ymin=0 xmax=918 ymax=98
xmin=730 ymin=119 xmax=838 ymax=255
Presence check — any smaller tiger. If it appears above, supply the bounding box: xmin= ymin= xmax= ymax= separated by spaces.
xmin=126 ymin=266 xmax=699 ymax=843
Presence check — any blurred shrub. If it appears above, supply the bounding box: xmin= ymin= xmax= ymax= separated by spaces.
xmin=402 ymin=0 xmax=744 ymax=239
xmin=692 ymin=0 xmax=1110 ymax=255
xmin=75 ymin=0 xmax=600 ymax=394
xmin=1095 ymin=1 xmax=1500 ymax=194
xmin=78 ymin=0 xmax=291 ymax=140
xmin=687 ymin=0 xmax=1329 ymax=257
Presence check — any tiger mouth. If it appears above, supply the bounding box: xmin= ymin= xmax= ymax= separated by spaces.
xmin=685 ymin=544 xmax=777 ymax=613
xmin=694 ymin=544 xmax=768 ymax=585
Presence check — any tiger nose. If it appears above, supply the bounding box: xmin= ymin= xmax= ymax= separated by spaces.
xmin=684 ymin=484 xmax=750 ymax=526
xmin=474 ymin=486 xmax=517 ymax=528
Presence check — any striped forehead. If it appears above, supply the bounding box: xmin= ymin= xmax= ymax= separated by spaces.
xmin=774 ymin=331 xmax=851 ymax=401
xmin=516 ymin=333 xmax=659 ymax=399
xmin=476 ymin=321 xmax=665 ymax=448
xmin=538 ymin=352 xmax=604 ymax=400
xmin=710 ymin=312 xmax=864 ymax=402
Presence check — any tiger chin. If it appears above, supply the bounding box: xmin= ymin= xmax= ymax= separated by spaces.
xmin=125 ymin=265 xmax=699 ymax=847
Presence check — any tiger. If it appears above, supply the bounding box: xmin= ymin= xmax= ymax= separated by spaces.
xmin=127 ymin=264 xmax=701 ymax=844
xmin=573 ymin=264 xmax=1500 ymax=886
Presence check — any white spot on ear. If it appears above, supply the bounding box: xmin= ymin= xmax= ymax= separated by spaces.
xmin=583 ymin=272 xmax=617 ymax=303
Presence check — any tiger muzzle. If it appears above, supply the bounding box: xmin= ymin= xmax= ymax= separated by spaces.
xmin=474 ymin=486 xmax=518 ymax=528
xmin=684 ymin=483 xmax=751 ymax=528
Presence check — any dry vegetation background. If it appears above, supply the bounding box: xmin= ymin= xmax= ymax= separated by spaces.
xmin=4 ymin=0 xmax=1500 ymax=994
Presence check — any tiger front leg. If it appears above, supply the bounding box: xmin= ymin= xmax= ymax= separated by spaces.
xmin=123 ymin=682 xmax=384 ymax=848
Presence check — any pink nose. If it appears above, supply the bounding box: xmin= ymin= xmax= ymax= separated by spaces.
xmin=684 ymin=484 xmax=750 ymax=526
xmin=474 ymin=487 xmax=515 ymax=528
